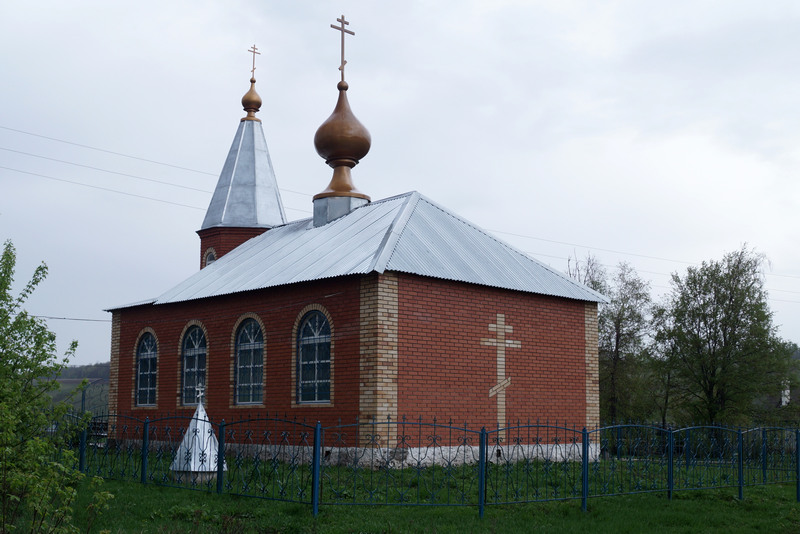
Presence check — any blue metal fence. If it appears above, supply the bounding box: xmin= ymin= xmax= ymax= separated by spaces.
xmin=70 ymin=414 xmax=800 ymax=517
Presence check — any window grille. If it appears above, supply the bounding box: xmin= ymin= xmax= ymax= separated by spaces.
xmin=297 ymin=310 xmax=331 ymax=403
xmin=136 ymin=332 xmax=157 ymax=406
xmin=235 ymin=318 xmax=263 ymax=404
xmin=182 ymin=325 xmax=207 ymax=405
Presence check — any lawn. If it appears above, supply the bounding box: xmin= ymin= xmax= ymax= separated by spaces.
xmin=73 ymin=478 xmax=800 ymax=533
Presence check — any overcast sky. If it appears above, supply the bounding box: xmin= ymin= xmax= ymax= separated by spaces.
xmin=2 ymin=1 xmax=799 ymax=366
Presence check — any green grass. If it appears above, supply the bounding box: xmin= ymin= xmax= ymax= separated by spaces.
xmin=82 ymin=441 xmax=795 ymax=508
xmin=73 ymin=478 xmax=800 ymax=533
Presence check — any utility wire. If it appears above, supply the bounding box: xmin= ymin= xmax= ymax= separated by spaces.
xmin=3 ymin=166 xmax=311 ymax=214
xmin=34 ymin=315 xmax=111 ymax=323
xmin=1 ymin=143 xmax=312 ymax=199
xmin=492 ymin=228 xmax=694 ymax=266
xmin=525 ymin=250 xmax=800 ymax=303
xmin=3 ymin=125 xmax=799 ymax=281
xmin=0 ymin=147 xmax=213 ymax=193
xmin=1 ymin=166 xmax=206 ymax=210
xmin=7 ymin=159 xmax=798 ymax=296
xmin=0 ymin=125 xmax=216 ymax=175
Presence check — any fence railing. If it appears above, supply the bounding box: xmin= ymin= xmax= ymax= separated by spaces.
xmin=66 ymin=413 xmax=800 ymax=517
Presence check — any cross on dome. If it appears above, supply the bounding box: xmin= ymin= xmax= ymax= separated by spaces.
xmin=248 ymin=44 xmax=260 ymax=78
xmin=330 ymin=15 xmax=354 ymax=81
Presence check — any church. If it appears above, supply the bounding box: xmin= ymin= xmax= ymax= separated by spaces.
xmin=107 ymin=30 xmax=605 ymax=432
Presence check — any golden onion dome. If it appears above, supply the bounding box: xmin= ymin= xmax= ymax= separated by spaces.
xmin=241 ymin=77 xmax=262 ymax=122
xmin=314 ymin=81 xmax=371 ymax=166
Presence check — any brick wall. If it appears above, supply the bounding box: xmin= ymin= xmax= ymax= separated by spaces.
xmin=196 ymin=227 xmax=267 ymax=269
xmin=113 ymin=276 xmax=362 ymax=428
xmin=110 ymin=271 xmax=596 ymax=432
xmin=395 ymin=274 xmax=590 ymax=429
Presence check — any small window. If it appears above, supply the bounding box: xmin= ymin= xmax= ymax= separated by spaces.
xmin=182 ymin=325 xmax=207 ymax=405
xmin=136 ymin=332 xmax=157 ymax=406
xmin=296 ymin=310 xmax=331 ymax=403
xmin=235 ymin=318 xmax=263 ymax=404
xmin=204 ymin=250 xmax=217 ymax=267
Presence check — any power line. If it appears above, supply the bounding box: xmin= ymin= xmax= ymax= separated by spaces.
xmin=34 ymin=315 xmax=111 ymax=323
xmin=4 ymin=165 xmax=312 ymax=215
xmin=0 ymin=125 xmax=216 ymax=175
xmin=526 ymin=250 xmax=800 ymax=303
xmin=506 ymin=232 xmax=800 ymax=281
xmin=1 ymin=126 xmax=314 ymax=198
xmin=491 ymin=228 xmax=695 ymax=265
xmin=0 ymin=128 xmax=317 ymax=200
xmin=2 ymin=166 xmax=206 ymax=211
xmin=4 ymin=125 xmax=799 ymax=282
xmin=0 ymin=146 xmax=213 ymax=193
xmin=6 ymin=157 xmax=797 ymax=293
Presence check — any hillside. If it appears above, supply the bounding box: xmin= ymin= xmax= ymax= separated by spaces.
xmin=51 ymin=362 xmax=110 ymax=413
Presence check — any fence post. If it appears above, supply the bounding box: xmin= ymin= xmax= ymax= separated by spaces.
xmin=141 ymin=418 xmax=149 ymax=485
xmin=312 ymin=421 xmax=322 ymax=517
xmin=478 ymin=427 xmax=487 ymax=519
xmin=761 ymin=428 xmax=767 ymax=485
xmin=794 ymin=430 xmax=800 ymax=502
xmin=78 ymin=417 xmax=87 ymax=473
xmin=685 ymin=428 xmax=691 ymax=472
xmin=581 ymin=427 xmax=589 ymax=513
xmin=737 ymin=429 xmax=744 ymax=500
xmin=667 ymin=428 xmax=674 ymax=500
xmin=216 ymin=420 xmax=225 ymax=495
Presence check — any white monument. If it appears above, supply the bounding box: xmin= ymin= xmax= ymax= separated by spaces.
xmin=170 ymin=385 xmax=226 ymax=482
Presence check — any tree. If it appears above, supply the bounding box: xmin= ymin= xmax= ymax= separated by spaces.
xmin=568 ymin=255 xmax=654 ymax=422
xmin=0 ymin=240 xmax=106 ymax=533
xmin=597 ymin=263 xmax=652 ymax=422
xmin=567 ymin=253 xmax=608 ymax=294
xmin=655 ymin=246 xmax=793 ymax=424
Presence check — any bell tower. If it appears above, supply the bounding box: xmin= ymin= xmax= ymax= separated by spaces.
xmin=197 ymin=45 xmax=286 ymax=268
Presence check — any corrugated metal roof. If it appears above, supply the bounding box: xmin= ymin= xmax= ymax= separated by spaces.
xmin=144 ymin=191 xmax=606 ymax=307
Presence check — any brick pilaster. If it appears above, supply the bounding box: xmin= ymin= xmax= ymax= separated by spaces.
xmin=359 ymin=272 xmax=399 ymax=444
xmin=584 ymin=302 xmax=600 ymax=429
xmin=108 ymin=311 xmax=121 ymax=414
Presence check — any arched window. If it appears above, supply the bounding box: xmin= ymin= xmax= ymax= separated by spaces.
xmin=235 ymin=318 xmax=263 ymax=404
xmin=182 ymin=325 xmax=207 ymax=405
xmin=136 ymin=332 xmax=157 ymax=406
xmin=296 ymin=310 xmax=331 ymax=403
xmin=204 ymin=250 xmax=216 ymax=267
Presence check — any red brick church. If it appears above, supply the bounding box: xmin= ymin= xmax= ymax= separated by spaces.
xmin=107 ymin=43 xmax=605 ymax=432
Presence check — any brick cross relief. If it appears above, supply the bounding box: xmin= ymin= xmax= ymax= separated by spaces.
xmin=481 ymin=314 xmax=520 ymax=440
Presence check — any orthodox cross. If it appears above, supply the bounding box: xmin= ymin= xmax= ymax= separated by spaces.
xmin=196 ymin=383 xmax=205 ymax=406
xmin=248 ymin=44 xmax=260 ymax=77
xmin=481 ymin=314 xmax=521 ymax=442
xmin=330 ymin=15 xmax=354 ymax=81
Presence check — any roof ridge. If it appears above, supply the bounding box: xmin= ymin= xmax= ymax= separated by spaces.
xmin=368 ymin=191 xmax=421 ymax=273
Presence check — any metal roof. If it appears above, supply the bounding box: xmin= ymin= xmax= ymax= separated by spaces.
xmin=200 ymin=120 xmax=286 ymax=230
xmin=146 ymin=191 xmax=606 ymax=307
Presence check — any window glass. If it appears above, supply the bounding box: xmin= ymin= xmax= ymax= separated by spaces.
xmin=182 ymin=325 xmax=207 ymax=405
xmin=235 ymin=318 xmax=263 ymax=404
xmin=136 ymin=333 xmax=157 ymax=406
xmin=297 ymin=311 xmax=331 ymax=403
